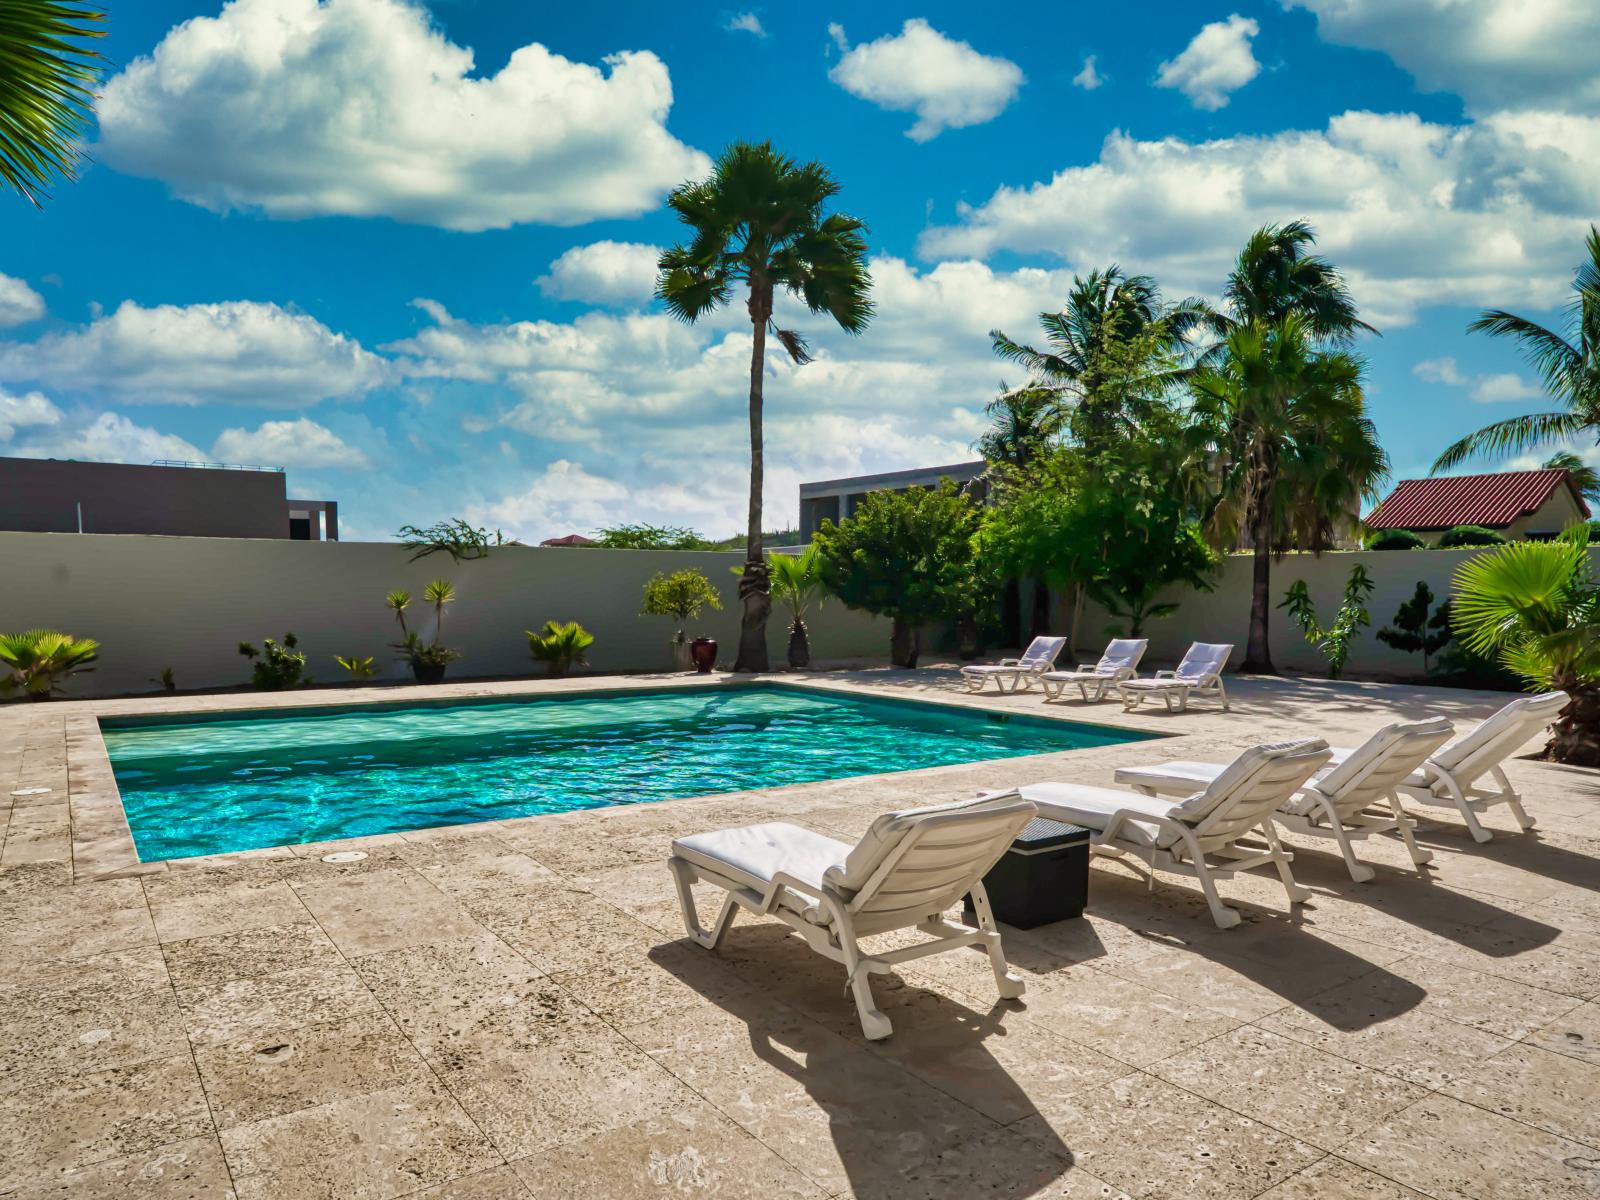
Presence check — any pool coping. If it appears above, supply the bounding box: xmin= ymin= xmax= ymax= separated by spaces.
xmin=59 ymin=669 xmax=1166 ymax=882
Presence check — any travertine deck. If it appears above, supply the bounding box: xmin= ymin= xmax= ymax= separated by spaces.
xmin=3 ymin=669 xmax=1600 ymax=1198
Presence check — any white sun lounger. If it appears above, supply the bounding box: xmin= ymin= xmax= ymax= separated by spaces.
xmin=960 ymin=636 xmax=1067 ymax=694
xmin=1039 ymin=638 xmax=1149 ymax=702
xmin=1117 ymin=642 xmax=1232 ymax=712
xmin=985 ymin=740 xmax=1332 ymax=929
xmin=1114 ymin=719 xmax=1454 ymax=882
xmin=668 ymin=794 xmax=1037 ymax=1040
xmin=1327 ymin=692 xmax=1567 ymax=843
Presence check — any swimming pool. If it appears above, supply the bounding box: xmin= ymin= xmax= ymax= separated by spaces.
xmin=101 ymin=684 xmax=1154 ymax=861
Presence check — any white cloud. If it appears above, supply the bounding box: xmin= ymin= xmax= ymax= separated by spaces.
xmin=1156 ymin=15 xmax=1260 ymax=111
xmin=4 ymin=409 xmax=204 ymax=464
xmin=1072 ymin=55 xmax=1103 ymax=91
xmin=725 ymin=11 xmax=765 ymax=37
xmin=1287 ymin=0 xmax=1600 ymax=114
xmin=828 ymin=19 xmax=1023 ymax=142
xmin=0 ymin=300 xmax=389 ymax=406
xmin=212 ymin=417 xmax=371 ymax=468
xmin=468 ymin=460 xmax=630 ymax=539
xmin=0 ymin=389 xmax=60 ymax=440
xmin=0 ymin=273 xmax=45 ymax=328
xmin=97 ymin=0 xmax=709 ymax=232
xmin=920 ymin=109 xmax=1600 ymax=326
xmin=535 ymin=241 xmax=661 ymax=307
xmin=1414 ymin=356 xmax=1545 ymax=403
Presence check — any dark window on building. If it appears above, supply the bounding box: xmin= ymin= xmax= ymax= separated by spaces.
xmin=289 ymin=517 xmax=312 ymax=540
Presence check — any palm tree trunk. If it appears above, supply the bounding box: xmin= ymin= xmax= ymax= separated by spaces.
xmin=1548 ymin=683 xmax=1600 ymax=766
xmin=1242 ymin=473 xmax=1276 ymax=674
xmin=734 ymin=296 xmax=772 ymax=672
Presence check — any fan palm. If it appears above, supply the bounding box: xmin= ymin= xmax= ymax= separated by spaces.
xmin=0 ymin=1 xmax=105 ymax=205
xmin=657 ymin=141 xmax=873 ymax=672
xmin=1434 ymin=227 xmax=1600 ymax=472
xmin=1452 ymin=531 xmax=1600 ymax=764
xmin=767 ymin=545 xmax=828 ymax=669
xmin=0 ymin=628 xmax=98 ymax=698
xmin=1190 ymin=314 xmax=1389 ymax=673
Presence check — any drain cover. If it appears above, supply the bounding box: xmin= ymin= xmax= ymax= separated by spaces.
xmin=10 ymin=787 xmax=51 ymax=797
xmin=319 ymin=850 xmax=368 ymax=864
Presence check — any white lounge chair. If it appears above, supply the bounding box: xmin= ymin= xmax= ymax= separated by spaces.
xmin=1039 ymin=638 xmax=1149 ymax=702
xmin=1117 ymin=642 xmax=1233 ymax=712
xmin=986 ymin=740 xmax=1332 ymax=929
xmin=1327 ymin=692 xmax=1566 ymax=843
xmin=667 ymin=794 xmax=1037 ymax=1040
xmin=960 ymin=636 xmax=1067 ymax=694
xmin=1114 ymin=719 xmax=1454 ymax=882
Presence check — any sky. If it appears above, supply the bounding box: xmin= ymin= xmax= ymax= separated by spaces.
xmin=3 ymin=0 xmax=1599 ymax=542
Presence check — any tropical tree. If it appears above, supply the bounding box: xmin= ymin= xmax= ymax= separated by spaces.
xmin=641 ymin=568 xmax=724 ymax=661
xmin=1544 ymin=451 xmax=1600 ymax=508
xmin=1434 ymin=227 xmax=1600 ymax=472
xmin=1205 ymin=219 xmax=1375 ymax=347
xmin=1451 ymin=530 xmax=1600 ymax=765
xmin=767 ymin=545 xmax=827 ymax=669
xmin=526 ymin=621 xmax=595 ymax=678
xmin=656 ymin=141 xmax=873 ymax=672
xmin=0 ymin=1 xmax=104 ymax=205
xmin=1189 ymin=314 xmax=1389 ymax=672
xmin=0 ymin=628 xmax=97 ymax=698
xmin=974 ymin=386 xmax=1063 ymax=468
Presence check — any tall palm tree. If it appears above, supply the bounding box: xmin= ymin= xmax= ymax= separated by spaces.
xmin=657 ymin=141 xmax=873 ymax=672
xmin=1190 ymin=315 xmax=1389 ymax=673
xmin=1434 ymin=227 xmax=1600 ymax=472
xmin=1207 ymin=219 xmax=1375 ymax=346
xmin=0 ymin=1 xmax=104 ymax=205
xmin=974 ymin=386 xmax=1063 ymax=468
xmin=1544 ymin=451 xmax=1600 ymax=509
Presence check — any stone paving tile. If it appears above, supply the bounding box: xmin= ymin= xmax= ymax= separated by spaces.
xmin=1526 ymin=998 xmax=1600 ymax=1066
xmin=1439 ymin=1041 xmax=1600 ymax=1150
xmin=1255 ymin=1155 xmax=1430 ymax=1199
xmin=178 ymin=963 xmax=384 ymax=1048
xmin=407 ymin=1165 xmax=536 ymax=1198
xmin=9 ymin=1134 xmax=235 ymax=1198
xmin=1344 ymin=1093 xmax=1600 ymax=1200
xmin=0 ymin=1055 xmax=212 ymax=1193
xmin=161 ymin=919 xmax=344 ymax=991
xmin=146 ymin=874 xmax=311 ymax=942
xmin=290 ymin=867 xmax=485 ymax=957
xmin=0 ymin=974 xmax=188 ymax=1089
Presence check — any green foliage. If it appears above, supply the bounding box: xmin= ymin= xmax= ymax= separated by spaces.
xmin=764 ymin=545 xmax=827 ymax=626
xmin=641 ymin=569 xmax=723 ymax=643
xmin=387 ymin=580 xmax=460 ymax=670
xmin=591 ymin=524 xmax=716 ymax=550
xmin=335 ymin=655 xmax=377 ymax=680
xmin=396 ymin=519 xmax=515 ymax=562
xmin=1546 ymin=451 xmax=1600 ymax=508
xmin=1438 ymin=525 xmax=1507 ymax=548
xmin=813 ymin=480 xmax=991 ymax=667
xmin=1365 ymin=528 xmax=1426 ymax=551
xmin=974 ymin=386 xmax=1065 ymax=468
xmin=0 ymin=2 xmax=105 ymax=205
xmin=526 ymin=621 xmax=595 ymax=678
xmin=0 ymin=629 xmax=98 ymax=698
xmin=152 ymin=666 xmax=176 ymax=694
xmin=1376 ymin=582 xmax=1454 ymax=677
xmin=238 ymin=634 xmax=309 ymax=690
xmin=1278 ymin=565 xmax=1376 ymax=679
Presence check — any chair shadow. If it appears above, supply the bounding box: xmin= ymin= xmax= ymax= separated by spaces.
xmin=648 ymin=930 xmax=1076 ymax=1200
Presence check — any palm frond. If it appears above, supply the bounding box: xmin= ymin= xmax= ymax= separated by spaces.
xmin=0 ymin=0 xmax=105 ymax=205
xmin=1431 ymin=411 xmax=1589 ymax=472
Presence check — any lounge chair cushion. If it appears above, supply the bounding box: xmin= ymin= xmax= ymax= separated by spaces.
xmin=961 ymin=637 xmax=1066 ymax=675
xmin=1013 ymin=782 xmax=1186 ymax=849
xmin=1312 ymin=718 xmax=1452 ymax=796
xmin=1431 ymin=691 xmax=1566 ymax=773
xmin=672 ymin=822 xmax=850 ymax=923
xmin=1114 ymin=760 xmax=1225 ymax=792
xmin=826 ymin=793 xmax=1033 ymax=891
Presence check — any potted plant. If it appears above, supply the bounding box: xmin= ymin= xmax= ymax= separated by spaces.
xmin=0 ymin=629 xmax=99 ymax=700
xmin=526 ymin=620 xmax=594 ymax=678
xmin=238 ymin=633 xmax=310 ymax=690
xmin=769 ymin=546 xmax=827 ymax=670
xmin=388 ymin=580 xmax=461 ymax=683
xmin=641 ymin=568 xmax=723 ymax=670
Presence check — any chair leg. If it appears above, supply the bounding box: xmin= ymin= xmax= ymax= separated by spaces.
xmin=968 ymin=884 xmax=1025 ymax=1000
xmin=1437 ymin=773 xmax=1493 ymax=843
xmin=669 ymin=857 xmax=738 ymax=950
xmin=1389 ymin=793 xmax=1433 ymax=868
xmin=1190 ymin=856 xmax=1242 ymax=929
xmin=1315 ymin=797 xmax=1376 ymax=883
xmin=1261 ymin=823 xmax=1313 ymax=905
xmin=1494 ymin=767 xmax=1536 ymax=831
xmin=832 ymin=913 xmax=892 ymax=1041
xmin=1216 ymin=678 xmax=1230 ymax=711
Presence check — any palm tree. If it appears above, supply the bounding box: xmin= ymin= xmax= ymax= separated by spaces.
xmin=1206 ymin=219 xmax=1375 ymax=346
xmin=0 ymin=1 xmax=105 ymax=205
xmin=1190 ymin=315 xmax=1389 ymax=673
xmin=1452 ymin=531 xmax=1600 ymax=765
xmin=1544 ymin=451 xmax=1600 ymax=508
xmin=1434 ymin=228 xmax=1600 ymax=472
xmin=657 ymin=141 xmax=873 ymax=672
xmin=768 ymin=545 xmax=828 ymax=670
xmin=974 ymin=386 xmax=1063 ymax=469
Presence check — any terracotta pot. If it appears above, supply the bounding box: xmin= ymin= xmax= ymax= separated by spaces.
xmin=689 ymin=637 xmax=718 ymax=674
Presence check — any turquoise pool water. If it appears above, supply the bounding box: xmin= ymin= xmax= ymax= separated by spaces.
xmin=102 ymin=685 xmax=1152 ymax=861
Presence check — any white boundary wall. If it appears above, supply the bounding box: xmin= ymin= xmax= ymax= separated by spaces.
xmin=0 ymin=533 xmax=887 ymax=697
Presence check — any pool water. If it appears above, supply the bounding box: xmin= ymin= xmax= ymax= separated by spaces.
xmin=102 ymin=685 xmax=1153 ymax=861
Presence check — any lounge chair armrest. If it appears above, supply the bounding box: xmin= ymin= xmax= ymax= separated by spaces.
xmin=1153 ymin=669 xmax=1178 ymax=679
xmin=755 ymin=870 xmax=831 ymax=914
xmin=1100 ymin=807 xmax=1180 ymax=844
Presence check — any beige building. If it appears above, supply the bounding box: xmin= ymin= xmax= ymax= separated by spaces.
xmin=1364 ymin=468 xmax=1590 ymax=544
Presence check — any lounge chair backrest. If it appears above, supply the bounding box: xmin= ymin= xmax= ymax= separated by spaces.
xmin=1314 ymin=719 xmax=1454 ymax=815
xmin=1019 ymin=636 xmax=1067 ymax=668
xmin=1173 ymin=739 xmax=1332 ymax=851
xmin=1431 ymin=692 xmax=1568 ymax=783
xmin=1096 ymin=639 xmax=1149 ymax=674
xmin=1176 ymin=642 xmax=1232 ymax=681
xmin=825 ymin=794 xmax=1036 ymax=932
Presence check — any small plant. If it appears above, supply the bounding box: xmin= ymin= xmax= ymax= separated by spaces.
xmin=152 ymin=667 xmax=176 ymax=693
xmin=0 ymin=630 xmax=99 ymax=700
xmin=641 ymin=569 xmax=723 ymax=665
xmin=387 ymin=581 xmax=461 ymax=682
xmin=590 ymin=523 xmax=716 ymax=550
xmin=1376 ymin=582 xmax=1454 ymax=679
xmin=1279 ymin=565 xmax=1376 ymax=679
xmin=1365 ymin=528 xmax=1426 ymax=551
xmin=1438 ymin=524 xmax=1507 ymax=548
xmin=239 ymin=634 xmax=309 ymax=690
xmin=396 ymin=519 xmax=516 ymax=562
xmin=526 ymin=620 xmax=594 ymax=678
xmin=335 ymin=655 xmax=378 ymax=680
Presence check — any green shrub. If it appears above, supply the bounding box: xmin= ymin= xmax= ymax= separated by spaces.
xmin=334 ymin=655 xmax=378 ymax=680
xmin=641 ymin=569 xmax=723 ymax=647
xmin=527 ymin=621 xmax=595 ymax=677
xmin=1279 ymin=565 xmax=1375 ymax=679
xmin=0 ymin=630 xmax=99 ymax=699
xmin=1437 ymin=524 xmax=1507 ymax=548
xmin=1365 ymin=528 xmax=1426 ymax=551
xmin=239 ymin=634 xmax=309 ymax=690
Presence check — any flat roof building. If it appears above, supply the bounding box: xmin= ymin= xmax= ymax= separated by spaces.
xmin=798 ymin=460 xmax=985 ymax=540
xmin=0 ymin=457 xmax=339 ymax=540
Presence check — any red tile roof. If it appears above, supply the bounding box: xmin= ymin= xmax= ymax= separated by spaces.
xmin=1366 ymin=469 xmax=1589 ymax=531
xmin=539 ymin=533 xmax=595 ymax=547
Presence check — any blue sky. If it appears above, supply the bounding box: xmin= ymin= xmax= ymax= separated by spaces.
xmin=2 ymin=0 xmax=1597 ymax=540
